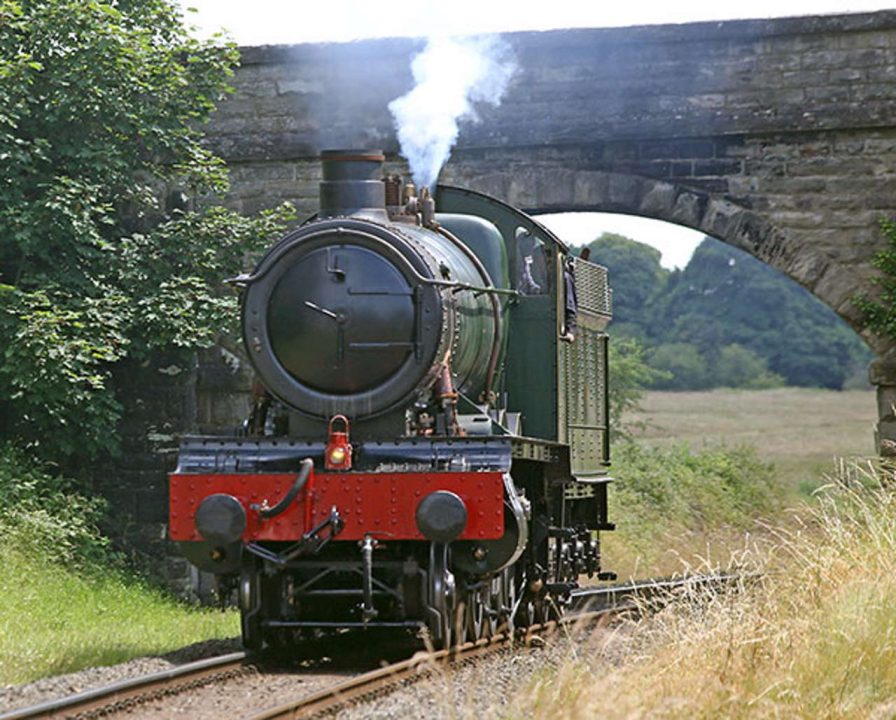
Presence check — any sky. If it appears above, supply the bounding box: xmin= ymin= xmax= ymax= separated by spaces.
xmin=178 ymin=0 xmax=893 ymax=269
xmin=179 ymin=1 xmax=892 ymax=45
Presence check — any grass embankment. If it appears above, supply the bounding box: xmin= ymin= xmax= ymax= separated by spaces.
xmin=0 ymin=448 xmax=236 ymax=687
xmin=512 ymin=460 xmax=896 ymax=718
xmin=505 ymin=389 xmax=883 ymax=716
xmin=608 ymin=386 xmax=878 ymax=577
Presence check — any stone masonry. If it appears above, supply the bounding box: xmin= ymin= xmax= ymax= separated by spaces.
xmin=198 ymin=10 xmax=896 ymax=452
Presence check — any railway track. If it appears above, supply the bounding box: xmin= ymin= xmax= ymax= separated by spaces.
xmin=1 ymin=572 xmax=743 ymax=720
xmin=0 ymin=652 xmax=251 ymax=720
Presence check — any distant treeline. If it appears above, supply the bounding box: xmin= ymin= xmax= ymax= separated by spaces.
xmin=586 ymin=234 xmax=872 ymax=391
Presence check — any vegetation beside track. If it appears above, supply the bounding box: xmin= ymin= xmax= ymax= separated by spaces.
xmin=0 ymin=447 xmax=236 ymax=686
xmin=511 ymin=459 xmax=896 ymax=718
xmin=603 ymin=387 xmax=877 ymax=577
xmin=603 ymin=442 xmax=782 ymax=579
xmin=561 ymin=388 xmax=887 ymax=715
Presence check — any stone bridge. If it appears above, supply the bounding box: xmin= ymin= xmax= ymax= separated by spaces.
xmin=201 ymin=9 xmax=896 ymax=449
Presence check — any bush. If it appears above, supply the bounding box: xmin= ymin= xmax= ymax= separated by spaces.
xmin=0 ymin=445 xmax=109 ymax=566
xmin=855 ymin=217 xmax=896 ymax=339
xmin=613 ymin=442 xmax=780 ymax=528
xmin=607 ymin=441 xmax=782 ymax=568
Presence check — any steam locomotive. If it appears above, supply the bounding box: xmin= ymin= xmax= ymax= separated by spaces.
xmin=168 ymin=150 xmax=615 ymax=649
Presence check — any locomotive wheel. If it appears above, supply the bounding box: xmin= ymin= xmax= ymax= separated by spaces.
xmin=463 ymin=583 xmax=496 ymax=640
xmin=517 ymin=591 xmax=563 ymax=628
xmin=493 ymin=566 xmax=516 ymax=635
xmin=517 ymin=595 xmax=547 ymax=627
xmin=239 ymin=555 xmax=263 ymax=651
xmin=239 ymin=554 xmax=292 ymax=651
xmin=514 ymin=564 xmax=554 ymax=628
xmin=428 ymin=543 xmax=457 ymax=649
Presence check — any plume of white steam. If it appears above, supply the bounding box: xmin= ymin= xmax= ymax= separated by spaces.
xmin=388 ymin=35 xmax=516 ymax=189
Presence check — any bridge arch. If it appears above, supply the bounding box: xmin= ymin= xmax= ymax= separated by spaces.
xmin=447 ymin=168 xmax=826 ymax=321
xmin=445 ymin=164 xmax=878 ymax=344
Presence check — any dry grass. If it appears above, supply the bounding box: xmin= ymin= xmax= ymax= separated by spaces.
xmin=626 ymin=388 xmax=877 ymax=491
xmin=504 ymin=459 xmax=896 ymax=719
xmin=601 ymin=521 xmax=770 ymax=582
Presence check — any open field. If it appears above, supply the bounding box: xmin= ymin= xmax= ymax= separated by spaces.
xmin=625 ymin=388 xmax=877 ymax=492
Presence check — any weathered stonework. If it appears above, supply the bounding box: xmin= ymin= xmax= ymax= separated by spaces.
xmin=101 ymin=352 xmax=197 ymax=591
xmin=103 ymin=346 xmax=254 ymax=597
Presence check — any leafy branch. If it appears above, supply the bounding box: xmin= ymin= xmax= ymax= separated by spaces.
xmin=854 ymin=218 xmax=896 ymax=339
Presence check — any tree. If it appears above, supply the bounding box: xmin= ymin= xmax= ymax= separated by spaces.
xmin=587 ymin=233 xmax=666 ymax=340
xmin=0 ymin=1 xmax=293 ymax=466
xmin=648 ymin=343 xmax=711 ymax=390
xmin=711 ymin=344 xmax=783 ymax=389
xmin=608 ymin=337 xmax=669 ymax=434
xmin=649 ymin=239 xmax=871 ymax=389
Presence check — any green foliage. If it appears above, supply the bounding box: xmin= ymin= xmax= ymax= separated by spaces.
xmin=0 ymin=0 xmax=294 ymax=464
xmin=0 ymin=447 xmax=237 ymax=684
xmin=854 ymin=218 xmax=896 ymax=338
xmin=611 ymin=441 xmax=782 ymax=556
xmin=586 ymin=232 xmax=666 ymax=340
xmin=648 ymin=342 xmax=784 ymax=391
xmin=117 ymin=205 xmax=294 ymax=356
xmin=648 ymin=342 xmax=711 ymax=391
xmin=608 ymin=337 xmax=669 ymax=433
xmin=0 ymin=545 xmax=237 ymax=685
xmin=652 ymin=240 xmax=870 ymax=390
xmin=0 ymin=444 xmax=109 ymax=565
xmin=712 ymin=343 xmax=783 ymax=389
xmin=590 ymin=233 xmax=872 ymax=391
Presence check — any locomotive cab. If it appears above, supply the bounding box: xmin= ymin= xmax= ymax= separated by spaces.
xmin=169 ymin=150 xmax=615 ymax=649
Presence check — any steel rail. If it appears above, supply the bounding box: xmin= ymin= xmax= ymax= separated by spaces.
xmin=0 ymin=651 xmax=249 ymax=720
xmin=570 ymin=570 xmax=747 ymax=612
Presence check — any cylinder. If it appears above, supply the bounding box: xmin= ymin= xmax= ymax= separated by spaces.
xmin=319 ymin=149 xmax=387 ymax=219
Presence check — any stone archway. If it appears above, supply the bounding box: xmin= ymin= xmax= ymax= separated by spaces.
xmin=444 ymin=166 xmax=867 ymax=336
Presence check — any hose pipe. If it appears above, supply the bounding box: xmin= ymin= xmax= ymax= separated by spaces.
xmin=255 ymin=458 xmax=313 ymax=519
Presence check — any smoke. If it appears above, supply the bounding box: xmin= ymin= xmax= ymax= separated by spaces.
xmin=388 ymin=35 xmax=516 ymax=189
